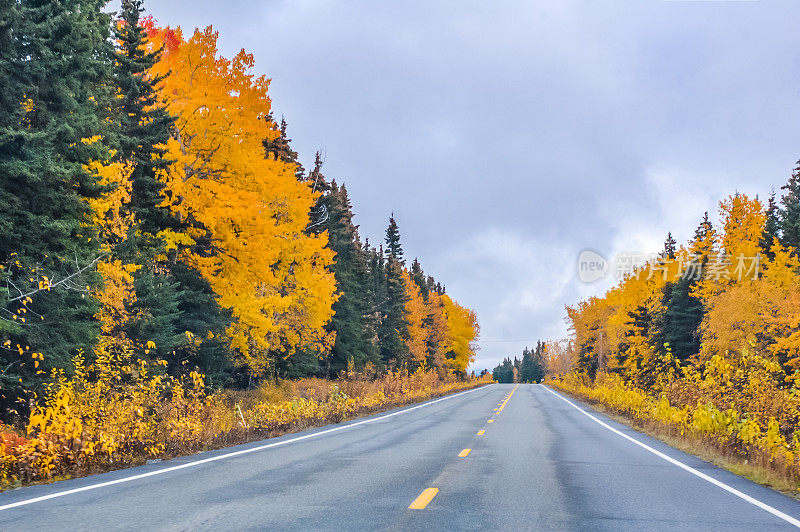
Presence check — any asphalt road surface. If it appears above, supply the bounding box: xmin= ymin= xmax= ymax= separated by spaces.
xmin=2 ymin=383 xmax=800 ymax=530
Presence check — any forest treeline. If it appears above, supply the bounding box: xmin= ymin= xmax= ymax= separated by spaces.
xmin=0 ymin=0 xmax=479 ymax=418
xmin=552 ymin=158 xmax=800 ymax=487
xmin=491 ymin=342 xmax=547 ymax=383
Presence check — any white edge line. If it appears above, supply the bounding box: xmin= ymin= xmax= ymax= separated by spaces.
xmin=0 ymin=384 xmax=494 ymax=512
xmin=541 ymin=385 xmax=800 ymax=528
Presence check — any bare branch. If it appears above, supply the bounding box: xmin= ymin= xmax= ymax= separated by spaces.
xmin=4 ymin=253 xmax=108 ymax=305
xmin=6 ymin=278 xmax=24 ymax=299
xmin=307 ymin=204 xmax=329 ymax=229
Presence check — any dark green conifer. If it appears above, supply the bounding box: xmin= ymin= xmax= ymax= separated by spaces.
xmin=0 ymin=0 xmax=116 ymax=394
xmin=322 ymin=182 xmax=378 ymax=374
xmin=263 ymin=115 xmax=305 ymax=180
xmin=761 ymin=190 xmax=781 ymax=259
xmin=410 ymin=258 xmax=429 ymax=301
xmin=781 ymin=163 xmax=800 ymax=254
xmin=492 ymin=357 xmax=515 ymax=383
xmin=385 ymin=215 xmax=403 ymax=262
xmin=663 ymin=232 xmax=677 ymax=259
xmin=661 ymin=276 xmax=703 ymax=361
xmin=375 ymin=218 xmax=410 ymax=367
xmin=113 ymin=0 xmax=174 ymax=242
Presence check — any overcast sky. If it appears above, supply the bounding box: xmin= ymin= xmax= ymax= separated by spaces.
xmin=143 ymin=0 xmax=800 ymax=372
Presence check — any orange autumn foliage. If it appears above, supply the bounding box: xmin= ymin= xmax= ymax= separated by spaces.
xmin=402 ymin=272 xmax=427 ymax=364
xmin=1 ymin=13 xmax=485 ymax=493
xmin=148 ymin=26 xmax=337 ymax=376
xmin=440 ymin=294 xmax=480 ymax=373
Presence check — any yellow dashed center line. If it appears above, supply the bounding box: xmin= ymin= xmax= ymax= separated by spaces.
xmin=497 ymin=384 xmax=519 ymax=413
xmin=409 ymin=488 xmax=439 ymax=509
xmin=410 ymin=389 xmax=520 ymax=511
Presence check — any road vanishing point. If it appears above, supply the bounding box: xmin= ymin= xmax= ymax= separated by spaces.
xmin=2 ymin=384 xmax=800 ymax=530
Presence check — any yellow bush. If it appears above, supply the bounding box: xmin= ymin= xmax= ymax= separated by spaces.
xmin=1 ymin=357 xmax=488 ymax=489
xmin=551 ymin=364 xmax=800 ymax=479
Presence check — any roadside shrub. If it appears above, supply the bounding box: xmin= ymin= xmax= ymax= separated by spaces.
xmin=549 ymin=360 xmax=800 ymax=484
xmin=0 ymin=357 xmax=489 ymax=489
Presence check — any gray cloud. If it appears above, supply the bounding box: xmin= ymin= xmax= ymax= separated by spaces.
xmin=143 ymin=0 xmax=800 ymax=371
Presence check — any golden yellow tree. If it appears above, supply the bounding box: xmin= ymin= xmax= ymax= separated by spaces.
xmin=720 ymin=193 xmax=765 ymax=259
xmin=402 ymin=271 xmax=427 ymax=364
xmin=423 ymin=291 xmax=451 ymax=368
xmin=605 ymin=263 xmax=669 ymax=374
xmin=84 ymin=143 xmax=140 ymax=356
xmin=699 ymin=194 xmax=766 ymax=358
xmin=694 ymin=194 xmax=764 ymax=302
xmin=440 ymin=294 xmax=479 ymax=373
xmin=149 ymin=26 xmax=337 ymax=376
xmin=758 ymin=243 xmax=800 ymax=376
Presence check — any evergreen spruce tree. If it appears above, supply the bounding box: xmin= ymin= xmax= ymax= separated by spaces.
xmin=663 ymin=232 xmax=677 ymax=259
xmin=380 ymin=256 xmax=410 ymax=367
xmin=308 ymin=151 xmax=331 ymax=194
xmin=649 ymin=275 xmax=674 ymax=353
xmin=628 ymin=305 xmax=651 ymax=338
xmin=574 ymin=326 xmax=606 ymax=379
xmin=652 ymin=224 xmax=705 ymax=363
xmin=263 ymin=115 xmax=304 ymax=180
xmin=385 ymin=215 xmax=404 ymax=262
xmin=367 ymin=244 xmax=387 ymax=323
xmin=0 ymin=0 xmax=116 ymax=399
xmin=125 ymin=271 xmax=184 ymax=357
xmin=306 ymin=151 xmax=332 ymax=232
xmin=761 ymin=190 xmax=781 ymax=259
xmin=520 ymin=347 xmax=535 ymax=382
xmin=694 ymin=212 xmax=713 ymax=248
xmin=377 ymin=219 xmax=410 ymax=367
xmin=362 ymin=243 xmax=385 ymax=367
xmin=113 ymin=0 xmax=174 ymax=241
xmin=111 ymin=0 xmax=181 ymax=358
xmin=322 ymin=182 xmax=378 ymax=375
xmin=410 ymin=258 xmax=429 ymax=301
xmin=425 ymin=275 xmax=437 ymax=296
xmin=690 ymin=212 xmax=716 ymax=274
xmin=0 ymin=0 xmax=22 ymax=133
xmin=661 ymin=276 xmax=703 ymax=361
xmin=0 ymin=0 xmax=24 ymax=346
xmin=492 ymin=357 xmax=515 ymax=383
xmin=780 ymin=162 xmax=800 ymax=253
xmin=532 ymin=341 xmax=547 ymax=382
xmin=518 ymin=341 xmax=547 ymax=383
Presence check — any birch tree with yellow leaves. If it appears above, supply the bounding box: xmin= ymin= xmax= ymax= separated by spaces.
xmin=440 ymin=294 xmax=479 ymax=374
xmin=148 ymin=26 xmax=337 ymax=377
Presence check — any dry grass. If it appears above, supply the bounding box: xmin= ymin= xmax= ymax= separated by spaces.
xmin=0 ymin=363 xmax=491 ymax=490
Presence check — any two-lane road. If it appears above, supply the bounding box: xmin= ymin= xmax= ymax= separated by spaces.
xmin=2 ymin=384 xmax=800 ymax=530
